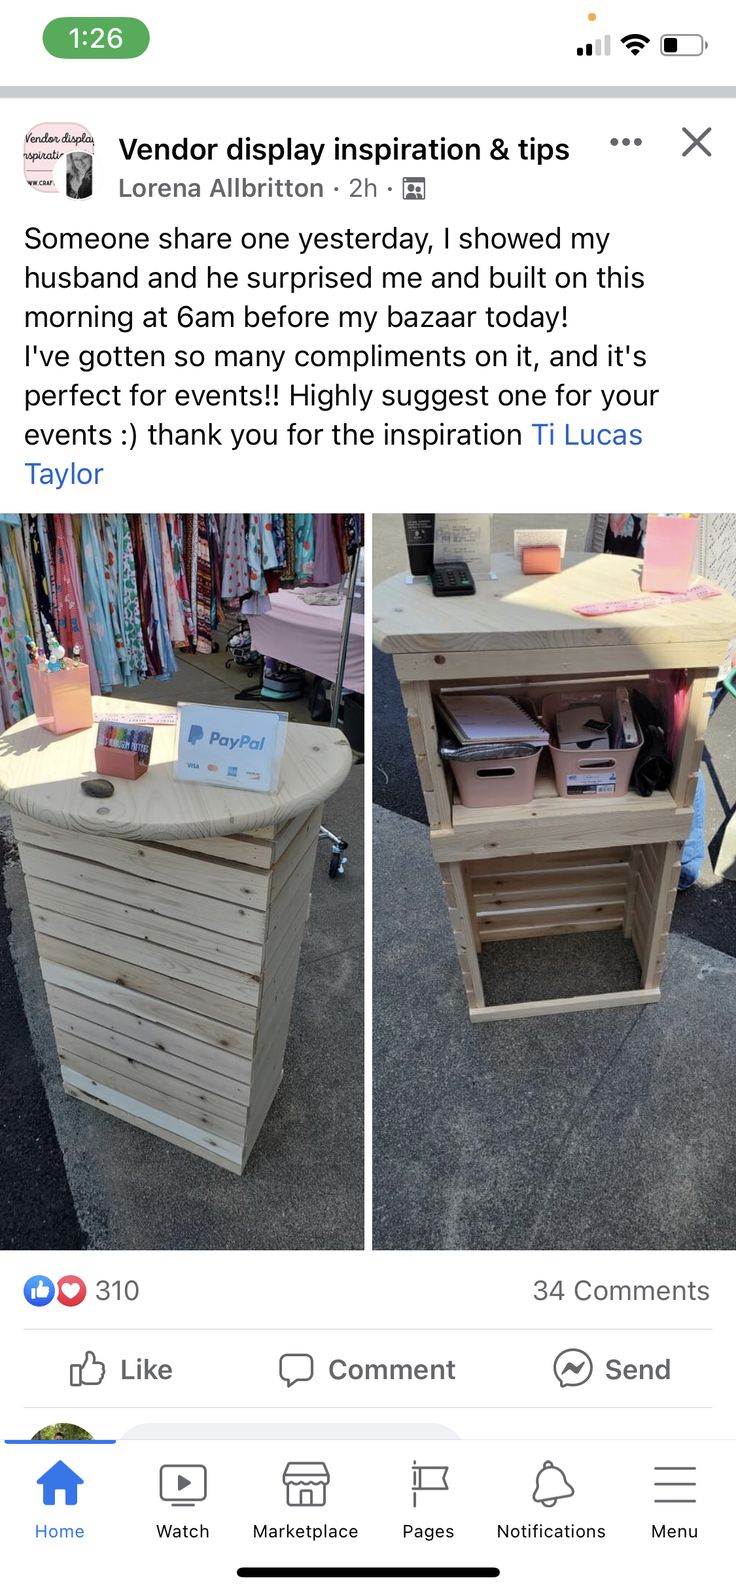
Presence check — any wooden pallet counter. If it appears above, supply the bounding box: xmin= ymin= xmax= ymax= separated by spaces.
xmin=0 ymin=699 xmax=352 ymax=1171
xmin=374 ymin=552 xmax=736 ymax=1022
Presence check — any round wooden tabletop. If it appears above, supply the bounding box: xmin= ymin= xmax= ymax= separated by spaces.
xmin=0 ymin=698 xmax=352 ymax=841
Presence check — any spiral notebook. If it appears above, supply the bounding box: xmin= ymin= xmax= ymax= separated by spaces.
xmin=437 ymin=691 xmax=549 ymax=747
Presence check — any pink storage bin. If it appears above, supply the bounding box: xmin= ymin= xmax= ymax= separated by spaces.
xmin=440 ymin=741 xmax=543 ymax=808
xmin=542 ymin=691 xmax=642 ymax=799
xmin=29 ymin=664 xmax=93 ymax=736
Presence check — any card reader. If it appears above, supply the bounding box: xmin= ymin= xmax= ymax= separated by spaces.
xmin=430 ymin=562 xmax=476 ymax=597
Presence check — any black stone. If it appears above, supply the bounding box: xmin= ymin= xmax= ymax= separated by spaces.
xmin=81 ymin=778 xmax=114 ymax=798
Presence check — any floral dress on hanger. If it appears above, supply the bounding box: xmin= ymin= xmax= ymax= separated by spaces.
xmin=81 ymin=513 xmax=122 ymax=693
xmin=221 ymin=512 xmax=248 ymax=603
xmin=294 ymin=513 xmax=314 ymax=584
xmin=0 ymin=558 xmax=26 ymax=724
xmin=111 ymin=515 xmax=149 ymax=682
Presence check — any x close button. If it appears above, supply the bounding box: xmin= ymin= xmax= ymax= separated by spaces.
xmin=682 ymin=126 xmax=712 ymax=156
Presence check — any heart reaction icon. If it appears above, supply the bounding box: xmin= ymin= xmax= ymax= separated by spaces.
xmin=57 ymin=1275 xmax=87 ymax=1308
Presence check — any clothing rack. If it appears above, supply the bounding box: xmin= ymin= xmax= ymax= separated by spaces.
xmin=0 ymin=513 xmax=360 ymax=732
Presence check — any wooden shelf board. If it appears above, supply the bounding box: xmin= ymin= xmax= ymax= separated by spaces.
xmin=374 ymin=552 xmax=736 ymax=659
xmin=431 ymin=776 xmax=690 ymax=861
xmin=0 ymin=697 xmax=351 ymax=843
xmin=454 ymin=772 xmax=675 ymax=826
xmin=467 ymin=987 xmax=661 ymax=1023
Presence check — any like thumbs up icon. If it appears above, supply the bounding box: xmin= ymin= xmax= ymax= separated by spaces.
xmin=70 ymin=1350 xmax=105 ymax=1387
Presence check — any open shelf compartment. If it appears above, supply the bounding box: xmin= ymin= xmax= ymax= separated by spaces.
xmin=444 ymin=838 xmax=682 ymax=1022
xmin=426 ymin=667 xmax=705 ymax=852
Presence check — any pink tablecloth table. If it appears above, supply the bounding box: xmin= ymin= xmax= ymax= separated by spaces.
xmin=248 ymin=590 xmax=364 ymax=694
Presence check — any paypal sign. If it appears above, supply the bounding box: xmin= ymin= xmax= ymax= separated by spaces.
xmin=175 ymin=702 xmax=287 ymax=794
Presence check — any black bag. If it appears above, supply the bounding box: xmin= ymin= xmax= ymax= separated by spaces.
xmin=309 ymin=676 xmax=331 ymax=722
xmin=631 ymin=690 xmax=673 ymax=797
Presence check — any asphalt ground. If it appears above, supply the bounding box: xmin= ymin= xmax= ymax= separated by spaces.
xmin=0 ymin=823 xmax=86 ymax=1249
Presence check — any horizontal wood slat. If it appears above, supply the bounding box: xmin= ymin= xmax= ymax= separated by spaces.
xmin=393 ymin=643 xmax=728 ymax=682
xmin=468 ymin=988 xmax=660 ymax=1022
xmin=48 ymin=996 xmax=252 ymax=1091
xmin=473 ymin=880 xmax=627 ymax=911
xmin=43 ymin=955 xmax=256 ymax=1057
xmin=161 ymin=833 xmax=275 ymax=868
xmin=34 ymin=916 xmax=261 ymax=1004
xmin=59 ymin=1056 xmax=246 ymax=1142
xmin=468 ymin=850 xmax=628 ymax=883
xmin=13 ymin=814 xmax=272 ymax=911
xmin=431 ymin=796 xmax=691 ymax=864
xmin=55 ymin=1025 xmax=249 ymax=1109
xmin=19 ymin=842 xmax=267 ymax=943
xmin=37 ymin=937 xmax=258 ymax=1031
xmin=57 ymin=1035 xmax=249 ymax=1128
xmin=27 ymin=878 xmax=264 ymax=976
xmin=61 ymin=1067 xmax=244 ymax=1166
xmin=479 ymin=911 xmax=624 ymax=942
xmin=10 ymin=796 xmax=324 ymax=1169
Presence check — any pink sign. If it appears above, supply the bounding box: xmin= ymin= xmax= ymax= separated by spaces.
xmin=24 ymin=122 xmax=94 ymax=197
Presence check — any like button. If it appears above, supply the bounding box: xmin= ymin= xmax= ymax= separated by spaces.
xmin=70 ymin=1350 xmax=105 ymax=1387
xmin=24 ymin=1275 xmax=55 ymax=1307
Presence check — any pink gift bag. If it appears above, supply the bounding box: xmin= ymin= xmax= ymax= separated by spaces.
xmin=29 ymin=665 xmax=93 ymax=735
xmin=642 ymin=517 xmax=699 ymax=594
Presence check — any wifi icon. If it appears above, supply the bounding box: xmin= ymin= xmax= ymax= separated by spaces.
xmin=621 ymin=32 xmax=650 ymax=56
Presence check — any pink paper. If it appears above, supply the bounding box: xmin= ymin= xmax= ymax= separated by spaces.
xmin=574 ymin=583 xmax=720 ymax=617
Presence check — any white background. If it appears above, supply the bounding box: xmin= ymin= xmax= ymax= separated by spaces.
xmin=2 ymin=1250 xmax=733 ymax=1588
xmin=1 ymin=93 xmax=733 ymax=506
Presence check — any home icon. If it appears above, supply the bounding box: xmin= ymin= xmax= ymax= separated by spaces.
xmin=37 ymin=1460 xmax=84 ymax=1506
xmin=283 ymin=1460 xmax=330 ymax=1507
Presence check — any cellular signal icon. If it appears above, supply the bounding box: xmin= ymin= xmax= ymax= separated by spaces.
xmin=621 ymin=33 xmax=650 ymax=56
xmin=576 ymin=34 xmax=610 ymax=57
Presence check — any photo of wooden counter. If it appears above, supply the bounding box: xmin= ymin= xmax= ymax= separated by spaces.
xmin=0 ymin=700 xmax=352 ymax=1171
xmin=374 ymin=552 xmax=736 ymax=1022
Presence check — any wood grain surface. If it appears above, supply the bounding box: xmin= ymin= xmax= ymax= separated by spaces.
xmin=373 ymin=552 xmax=736 ymax=657
xmin=0 ymin=698 xmax=351 ymax=841
xmin=13 ymin=797 xmax=325 ymax=1171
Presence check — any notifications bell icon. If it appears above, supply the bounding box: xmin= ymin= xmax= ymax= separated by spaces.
xmin=533 ymin=1458 xmax=575 ymax=1507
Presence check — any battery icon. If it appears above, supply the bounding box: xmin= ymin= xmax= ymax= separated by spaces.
xmin=660 ymin=34 xmax=707 ymax=55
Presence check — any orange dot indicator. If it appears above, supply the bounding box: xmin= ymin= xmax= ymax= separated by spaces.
xmin=588 ymin=11 xmax=596 ymax=19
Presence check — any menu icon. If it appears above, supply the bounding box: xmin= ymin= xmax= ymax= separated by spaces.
xmin=653 ymin=1466 xmax=696 ymax=1504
